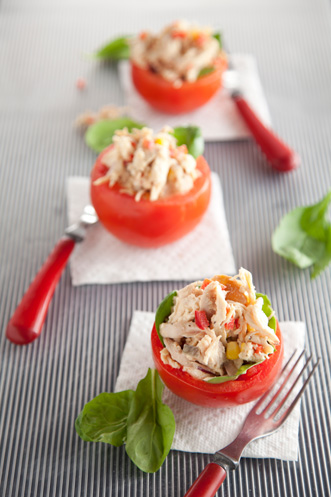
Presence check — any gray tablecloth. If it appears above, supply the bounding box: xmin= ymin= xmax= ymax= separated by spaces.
xmin=1 ymin=0 xmax=330 ymax=495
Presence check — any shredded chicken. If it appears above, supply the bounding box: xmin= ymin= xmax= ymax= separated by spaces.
xmin=93 ymin=126 xmax=199 ymax=202
xmin=159 ymin=268 xmax=279 ymax=381
xmin=75 ymin=104 xmax=129 ymax=130
xmin=130 ymin=20 xmax=224 ymax=87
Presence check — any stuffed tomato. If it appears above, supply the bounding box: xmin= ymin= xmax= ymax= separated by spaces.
xmin=90 ymin=126 xmax=211 ymax=248
xmin=151 ymin=268 xmax=284 ymax=407
xmin=130 ymin=20 xmax=227 ymax=114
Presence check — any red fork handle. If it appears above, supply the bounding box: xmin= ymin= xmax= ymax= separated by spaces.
xmin=233 ymin=94 xmax=300 ymax=172
xmin=6 ymin=236 xmax=75 ymax=345
xmin=184 ymin=463 xmax=227 ymax=497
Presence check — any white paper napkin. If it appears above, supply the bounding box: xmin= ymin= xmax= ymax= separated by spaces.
xmin=119 ymin=54 xmax=272 ymax=141
xmin=115 ymin=311 xmax=306 ymax=461
xmin=66 ymin=173 xmax=236 ymax=285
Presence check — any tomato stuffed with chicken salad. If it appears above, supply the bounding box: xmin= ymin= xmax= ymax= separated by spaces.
xmin=130 ymin=20 xmax=228 ymax=114
xmin=152 ymin=268 xmax=284 ymax=407
xmin=90 ymin=126 xmax=211 ymax=247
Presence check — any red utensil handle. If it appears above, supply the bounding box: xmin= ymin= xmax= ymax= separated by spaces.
xmin=6 ymin=236 xmax=75 ymax=345
xmin=184 ymin=462 xmax=226 ymax=497
xmin=233 ymin=94 xmax=300 ymax=172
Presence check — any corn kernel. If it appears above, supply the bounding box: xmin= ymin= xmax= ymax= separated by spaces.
xmin=247 ymin=324 xmax=255 ymax=332
xmin=191 ymin=30 xmax=200 ymax=39
xmin=240 ymin=343 xmax=246 ymax=352
xmin=155 ymin=138 xmax=164 ymax=145
xmin=226 ymin=342 xmax=240 ymax=360
xmin=264 ymin=344 xmax=274 ymax=355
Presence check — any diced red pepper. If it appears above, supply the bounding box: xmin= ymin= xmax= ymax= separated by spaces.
xmin=224 ymin=316 xmax=235 ymax=330
xmin=142 ymin=138 xmax=154 ymax=149
xmin=139 ymin=31 xmax=148 ymax=40
xmin=201 ymin=278 xmax=212 ymax=290
xmin=254 ymin=344 xmax=264 ymax=354
xmin=172 ymin=31 xmax=187 ymax=39
xmin=195 ymin=310 xmax=210 ymax=330
xmin=123 ymin=153 xmax=134 ymax=166
xmin=235 ymin=318 xmax=240 ymax=328
xmin=76 ymin=78 xmax=86 ymax=90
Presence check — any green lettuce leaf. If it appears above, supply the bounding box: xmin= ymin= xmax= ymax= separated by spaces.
xmin=256 ymin=292 xmax=276 ymax=332
xmin=213 ymin=32 xmax=223 ymax=49
xmin=75 ymin=390 xmax=134 ymax=445
xmin=155 ymin=291 xmax=177 ymax=346
xmin=75 ymin=369 xmax=175 ymax=473
xmin=272 ymin=191 xmax=331 ymax=278
xmin=126 ymin=369 xmax=175 ymax=473
xmin=172 ymin=126 xmax=204 ymax=158
xmin=85 ymin=118 xmax=145 ymax=153
xmin=197 ymin=66 xmax=216 ymax=78
xmin=207 ymin=361 xmax=263 ymax=383
xmin=94 ymin=36 xmax=131 ymax=60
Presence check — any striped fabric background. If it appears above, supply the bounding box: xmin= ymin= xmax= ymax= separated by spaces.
xmin=0 ymin=0 xmax=330 ymax=495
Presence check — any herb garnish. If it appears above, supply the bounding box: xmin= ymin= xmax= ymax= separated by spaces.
xmin=171 ymin=126 xmax=204 ymax=159
xmin=75 ymin=368 xmax=175 ymax=473
xmin=85 ymin=118 xmax=144 ymax=153
xmin=94 ymin=36 xmax=131 ymax=60
xmin=272 ymin=191 xmax=331 ymax=278
xmin=155 ymin=291 xmax=177 ymax=346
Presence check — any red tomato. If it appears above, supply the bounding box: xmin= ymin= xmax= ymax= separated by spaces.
xmin=90 ymin=147 xmax=211 ymax=248
xmin=131 ymin=57 xmax=228 ymax=115
xmin=151 ymin=322 xmax=284 ymax=408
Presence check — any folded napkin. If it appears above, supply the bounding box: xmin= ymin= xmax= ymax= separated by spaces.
xmin=119 ymin=54 xmax=272 ymax=141
xmin=66 ymin=173 xmax=236 ymax=285
xmin=115 ymin=311 xmax=306 ymax=460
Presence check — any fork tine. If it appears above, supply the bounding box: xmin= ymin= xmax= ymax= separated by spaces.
xmin=260 ymin=351 xmax=309 ymax=416
xmin=253 ymin=349 xmax=301 ymax=412
xmin=276 ymin=358 xmax=321 ymax=425
xmin=270 ymin=355 xmax=312 ymax=418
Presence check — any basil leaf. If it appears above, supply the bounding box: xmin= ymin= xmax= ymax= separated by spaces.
xmin=207 ymin=361 xmax=262 ymax=383
xmin=172 ymin=126 xmax=204 ymax=159
xmin=94 ymin=36 xmax=131 ymax=60
xmin=85 ymin=118 xmax=145 ymax=153
xmin=198 ymin=32 xmax=223 ymax=78
xmin=75 ymin=390 xmax=134 ymax=446
xmin=198 ymin=66 xmax=215 ymax=78
xmin=126 ymin=369 xmax=175 ymax=473
xmin=213 ymin=32 xmax=223 ymax=49
xmin=256 ymin=292 xmax=276 ymax=333
xmin=155 ymin=291 xmax=177 ymax=346
xmin=272 ymin=191 xmax=331 ymax=278
xmin=75 ymin=369 xmax=175 ymax=473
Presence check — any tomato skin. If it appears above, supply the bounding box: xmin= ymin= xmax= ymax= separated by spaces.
xmin=131 ymin=57 xmax=228 ymax=115
xmin=151 ymin=322 xmax=284 ymax=408
xmin=90 ymin=147 xmax=211 ymax=248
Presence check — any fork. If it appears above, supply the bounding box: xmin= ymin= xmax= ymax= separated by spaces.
xmin=6 ymin=205 xmax=98 ymax=345
xmin=223 ymin=53 xmax=300 ymax=172
xmin=184 ymin=351 xmax=320 ymax=497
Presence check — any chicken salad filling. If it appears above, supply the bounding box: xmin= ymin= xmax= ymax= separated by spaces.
xmin=130 ymin=20 xmax=224 ymax=87
xmin=157 ymin=268 xmax=279 ymax=381
xmin=93 ymin=126 xmax=199 ymax=201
